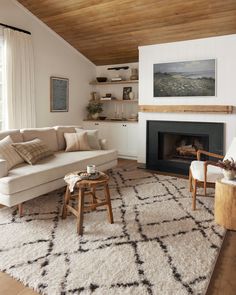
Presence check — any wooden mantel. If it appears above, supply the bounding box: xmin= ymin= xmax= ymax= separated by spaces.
xmin=138 ymin=105 xmax=234 ymax=114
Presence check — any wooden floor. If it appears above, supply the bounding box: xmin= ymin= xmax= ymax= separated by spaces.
xmin=0 ymin=159 xmax=235 ymax=295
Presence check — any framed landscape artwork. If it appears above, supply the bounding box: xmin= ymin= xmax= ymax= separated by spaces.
xmin=153 ymin=59 xmax=216 ymax=97
xmin=50 ymin=77 xmax=69 ymax=112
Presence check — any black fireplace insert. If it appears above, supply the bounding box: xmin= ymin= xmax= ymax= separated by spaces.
xmin=146 ymin=121 xmax=224 ymax=175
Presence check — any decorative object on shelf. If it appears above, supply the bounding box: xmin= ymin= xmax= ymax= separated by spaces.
xmin=90 ymin=91 xmax=98 ymax=101
xmin=111 ymin=76 xmax=122 ymax=81
xmin=107 ymin=66 xmax=129 ymax=70
xmin=153 ymin=59 xmax=216 ymax=97
xmin=123 ymin=87 xmax=132 ymax=100
xmin=98 ymin=116 xmax=107 ymax=120
xmin=129 ymin=91 xmax=135 ymax=100
xmin=130 ymin=68 xmax=138 ymax=80
xmin=86 ymin=101 xmax=103 ymax=119
xmin=217 ymin=158 xmax=236 ymax=180
xmin=96 ymin=77 xmax=107 ymax=82
xmin=50 ymin=77 xmax=69 ymax=112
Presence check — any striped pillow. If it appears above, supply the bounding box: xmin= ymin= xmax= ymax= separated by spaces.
xmin=0 ymin=136 xmax=24 ymax=170
xmin=12 ymin=138 xmax=53 ymax=165
xmin=64 ymin=132 xmax=91 ymax=152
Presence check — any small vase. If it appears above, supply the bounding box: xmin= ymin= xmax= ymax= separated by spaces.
xmin=223 ymin=169 xmax=235 ymax=180
xmin=91 ymin=113 xmax=99 ymax=120
xmin=129 ymin=92 xmax=135 ymax=100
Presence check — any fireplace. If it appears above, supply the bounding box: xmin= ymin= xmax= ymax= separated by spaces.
xmin=146 ymin=121 xmax=224 ymax=175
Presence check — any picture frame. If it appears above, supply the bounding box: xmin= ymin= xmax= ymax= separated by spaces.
xmin=50 ymin=77 xmax=69 ymax=112
xmin=153 ymin=59 xmax=216 ymax=97
xmin=123 ymin=87 xmax=132 ymax=100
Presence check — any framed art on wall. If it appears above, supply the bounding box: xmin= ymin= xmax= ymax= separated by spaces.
xmin=153 ymin=59 xmax=216 ymax=97
xmin=50 ymin=77 xmax=69 ymax=112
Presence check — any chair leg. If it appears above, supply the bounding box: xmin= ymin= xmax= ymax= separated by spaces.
xmin=189 ymin=168 xmax=193 ymax=192
xmin=204 ymin=179 xmax=207 ymax=197
xmin=77 ymin=188 xmax=84 ymax=235
xmin=192 ymin=179 xmax=197 ymax=211
xmin=62 ymin=186 xmax=70 ymax=219
xmin=104 ymin=184 xmax=114 ymax=224
xmin=18 ymin=203 xmax=23 ymax=217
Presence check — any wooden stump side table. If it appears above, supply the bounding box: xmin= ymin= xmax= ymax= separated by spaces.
xmin=62 ymin=173 xmax=113 ymax=235
xmin=215 ymin=179 xmax=236 ymax=230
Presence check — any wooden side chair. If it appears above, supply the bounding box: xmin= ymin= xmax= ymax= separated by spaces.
xmin=189 ymin=137 xmax=236 ymax=210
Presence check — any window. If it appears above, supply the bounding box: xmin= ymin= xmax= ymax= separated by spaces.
xmin=0 ymin=32 xmax=3 ymax=130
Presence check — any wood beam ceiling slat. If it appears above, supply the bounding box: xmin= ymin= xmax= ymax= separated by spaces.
xmin=17 ymin=0 xmax=236 ymax=65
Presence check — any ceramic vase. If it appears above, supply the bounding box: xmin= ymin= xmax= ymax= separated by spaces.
xmin=223 ymin=169 xmax=235 ymax=180
xmin=91 ymin=113 xmax=99 ymax=120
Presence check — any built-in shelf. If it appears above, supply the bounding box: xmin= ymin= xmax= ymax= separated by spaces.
xmin=139 ymin=105 xmax=234 ymax=114
xmin=100 ymin=99 xmax=138 ymax=103
xmin=90 ymin=80 xmax=138 ymax=85
xmin=83 ymin=119 xmax=138 ymax=123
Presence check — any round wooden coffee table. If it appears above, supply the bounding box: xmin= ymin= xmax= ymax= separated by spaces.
xmin=62 ymin=173 xmax=113 ymax=235
xmin=215 ymin=179 xmax=236 ymax=230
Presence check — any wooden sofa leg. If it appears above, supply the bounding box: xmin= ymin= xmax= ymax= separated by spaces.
xmin=192 ymin=179 xmax=197 ymax=211
xmin=18 ymin=203 xmax=23 ymax=217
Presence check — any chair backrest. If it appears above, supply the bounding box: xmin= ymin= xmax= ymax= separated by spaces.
xmin=224 ymin=137 xmax=236 ymax=161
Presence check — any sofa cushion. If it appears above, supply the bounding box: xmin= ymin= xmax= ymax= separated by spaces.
xmin=54 ymin=126 xmax=82 ymax=151
xmin=0 ymin=136 xmax=24 ymax=170
xmin=76 ymin=128 xmax=101 ymax=150
xmin=64 ymin=132 xmax=91 ymax=152
xmin=12 ymin=138 xmax=53 ymax=165
xmin=0 ymin=149 xmax=117 ymax=195
xmin=21 ymin=128 xmax=59 ymax=152
xmin=0 ymin=129 xmax=23 ymax=143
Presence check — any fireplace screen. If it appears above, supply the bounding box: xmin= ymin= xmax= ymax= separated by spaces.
xmin=158 ymin=132 xmax=209 ymax=163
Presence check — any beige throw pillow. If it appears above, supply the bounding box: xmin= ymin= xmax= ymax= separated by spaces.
xmin=75 ymin=128 xmax=101 ymax=150
xmin=0 ymin=136 xmax=24 ymax=170
xmin=12 ymin=138 xmax=53 ymax=165
xmin=64 ymin=132 xmax=91 ymax=152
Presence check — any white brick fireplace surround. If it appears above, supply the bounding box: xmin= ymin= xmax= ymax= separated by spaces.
xmin=138 ymin=34 xmax=236 ymax=164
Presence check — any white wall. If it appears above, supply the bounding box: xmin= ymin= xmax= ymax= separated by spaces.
xmin=0 ymin=0 xmax=96 ymax=127
xmin=138 ymin=34 xmax=236 ymax=163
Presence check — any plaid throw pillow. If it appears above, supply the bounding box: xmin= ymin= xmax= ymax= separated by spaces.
xmin=12 ymin=138 xmax=53 ymax=165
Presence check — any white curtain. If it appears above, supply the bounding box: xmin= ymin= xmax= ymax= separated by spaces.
xmin=2 ymin=28 xmax=36 ymax=129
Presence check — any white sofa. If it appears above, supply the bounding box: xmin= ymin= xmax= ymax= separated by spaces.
xmin=0 ymin=126 xmax=117 ymax=207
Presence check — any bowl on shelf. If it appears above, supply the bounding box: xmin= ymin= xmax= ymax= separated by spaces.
xmin=96 ymin=77 xmax=107 ymax=83
xmin=98 ymin=116 xmax=107 ymax=120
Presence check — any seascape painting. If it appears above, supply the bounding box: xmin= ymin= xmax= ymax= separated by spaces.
xmin=153 ymin=59 xmax=216 ymax=97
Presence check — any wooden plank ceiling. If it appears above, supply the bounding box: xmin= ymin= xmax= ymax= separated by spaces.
xmin=18 ymin=0 xmax=236 ymax=65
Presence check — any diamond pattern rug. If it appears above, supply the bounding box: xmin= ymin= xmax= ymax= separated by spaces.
xmin=0 ymin=167 xmax=225 ymax=295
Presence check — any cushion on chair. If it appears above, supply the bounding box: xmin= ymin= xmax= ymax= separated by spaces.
xmin=190 ymin=160 xmax=222 ymax=183
xmin=224 ymin=137 xmax=236 ymax=161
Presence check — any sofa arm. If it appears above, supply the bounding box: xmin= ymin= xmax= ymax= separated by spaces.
xmin=99 ymin=139 xmax=108 ymax=150
xmin=0 ymin=159 xmax=8 ymax=177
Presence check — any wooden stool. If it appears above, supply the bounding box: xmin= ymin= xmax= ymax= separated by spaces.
xmin=215 ymin=179 xmax=236 ymax=230
xmin=62 ymin=173 xmax=113 ymax=235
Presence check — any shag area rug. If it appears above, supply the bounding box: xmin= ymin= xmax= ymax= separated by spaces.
xmin=0 ymin=168 xmax=225 ymax=295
